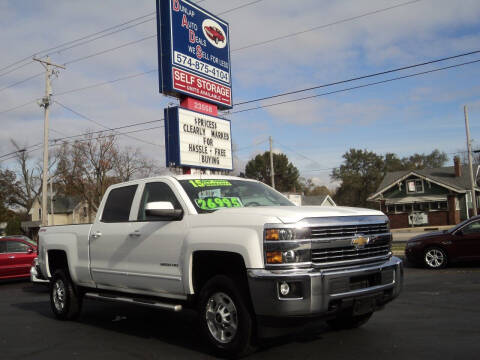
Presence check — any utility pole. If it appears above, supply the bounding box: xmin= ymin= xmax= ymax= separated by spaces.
xmin=464 ymin=105 xmax=477 ymax=217
xmin=50 ymin=175 xmax=54 ymax=226
xmin=269 ymin=136 xmax=275 ymax=189
xmin=34 ymin=57 xmax=65 ymax=227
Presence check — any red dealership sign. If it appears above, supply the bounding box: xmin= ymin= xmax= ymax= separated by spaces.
xmin=172 ymin=67 xmax=232 ymax=107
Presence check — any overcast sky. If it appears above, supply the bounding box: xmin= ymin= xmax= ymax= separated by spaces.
xmin=1 ymin=0 xmax=479 ymax=187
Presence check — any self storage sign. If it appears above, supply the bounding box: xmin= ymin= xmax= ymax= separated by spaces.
xmin=157 ymin=0 xmax=232 ymax=109
xmin=164 ymin=107 xmax=233 ymax=170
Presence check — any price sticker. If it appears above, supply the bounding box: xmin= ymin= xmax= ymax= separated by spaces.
xmin=195 ymin=197 xmax=242 ymax=210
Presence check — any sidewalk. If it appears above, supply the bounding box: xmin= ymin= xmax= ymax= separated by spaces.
xmin=391 ymin=225 xmax=453 ymax=234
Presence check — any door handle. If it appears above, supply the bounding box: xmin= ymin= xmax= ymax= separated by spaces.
xmin=91 ymin=231 xmax=102 ymax=239
xmin=129 ymin=231 xmax=141 ymax=238
xmin=8 ymin=256 xmax=15 ymax=259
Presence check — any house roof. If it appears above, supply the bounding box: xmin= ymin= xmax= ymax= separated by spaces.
xmin=370 ymin=164 xmax=479 ymax=201
xmin=301 ymin=195 xmax=336 ymax=206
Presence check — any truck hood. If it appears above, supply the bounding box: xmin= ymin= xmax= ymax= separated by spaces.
xmin=215 ymin=206 xmax=384 ymax=224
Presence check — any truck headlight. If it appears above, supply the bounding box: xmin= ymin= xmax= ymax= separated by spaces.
xmin=264 ymin=226 xmax=311 ymax=267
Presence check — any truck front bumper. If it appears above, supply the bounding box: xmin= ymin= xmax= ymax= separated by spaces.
xmin=247 ymin=256 xmax=403 ymax=318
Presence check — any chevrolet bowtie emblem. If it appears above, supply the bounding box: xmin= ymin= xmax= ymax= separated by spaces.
xmin=352 ymin=235 xmax=370 ymax=249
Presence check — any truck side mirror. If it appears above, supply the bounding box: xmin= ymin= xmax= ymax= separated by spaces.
xmin=145 ymin=202 xmax=183 ymax=221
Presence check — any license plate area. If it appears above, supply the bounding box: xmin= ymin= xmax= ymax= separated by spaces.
xmin=353 ymin=295 xmax=376 ymax=315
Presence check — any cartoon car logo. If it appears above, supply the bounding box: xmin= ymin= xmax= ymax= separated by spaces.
xmin=204 ymin=26 xmax=225 ymax=44
xmin=202 ymin=19 xmax=227 ymax=49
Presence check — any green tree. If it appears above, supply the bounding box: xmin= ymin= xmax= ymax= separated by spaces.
xmin=245 ymin=152 xmax=301 ymax=192
xmin=332 ymin=148 xmax=448 ymax=208
xmin=5 ymin=216 xmax=22 ymax=235
xmin=331 ymin=149 xmax=384 ymax=208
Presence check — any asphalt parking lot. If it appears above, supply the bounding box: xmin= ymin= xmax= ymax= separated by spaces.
xmin=1 ymin=262 xmax=480 ymax=360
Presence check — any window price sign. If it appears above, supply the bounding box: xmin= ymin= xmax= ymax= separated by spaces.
xmin=165 ymin=107 xmax=233 ymax=170
xmin=157 ymin=0 xmax=232 ymax=109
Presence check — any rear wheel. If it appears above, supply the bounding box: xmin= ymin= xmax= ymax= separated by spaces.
xmin=50 ymin=269 xmax=82 ymax=320
xmin=327 ymin=311 xmax=373 ymax=330
xmin=198 ymin=275 xmax=255 ymax=357
xmin=424 ymin=247 xmax=447 ymax=269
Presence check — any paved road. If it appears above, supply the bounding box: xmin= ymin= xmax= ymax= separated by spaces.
xmin=1 ymin=263 xmax=480 ymax=360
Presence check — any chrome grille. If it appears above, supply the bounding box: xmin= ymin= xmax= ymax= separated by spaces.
xmin=310 ymin=223 xmax=388 ymax=239
xmin=311 ymin=243 xmax=391 ymax=264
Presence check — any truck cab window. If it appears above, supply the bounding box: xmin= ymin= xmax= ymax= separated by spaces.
xmin=101 ymin=185 xmax=138 ymax=223
xmin=138 ymin=182 xmax=182 ymax=221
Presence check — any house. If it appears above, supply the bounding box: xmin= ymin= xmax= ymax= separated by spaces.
xmin=284 ymin=193 xmax=336 ymax=207
xmin=301 ymin=195 xmax=336 ymax=207
xmin=368 ymin=158 xmax=479 ymax=229
xmin=22 ymin=196 xmax=95 ymax=241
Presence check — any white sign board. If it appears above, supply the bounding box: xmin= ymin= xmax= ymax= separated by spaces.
xmin=408 ymin=212 xmax=428 ymax=226
xmin=165 ymin=107 xmax=233 ymax=170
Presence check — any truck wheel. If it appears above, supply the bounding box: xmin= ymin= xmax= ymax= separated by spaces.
xmin=198 ymin=275 xmax=255 ymax=357
xmin=50 ymin=269 xmax=82 ymax=320
xmin=424 ymin=247 xmax=447 ymax=269
xmin=327 ymin=311 xmax=373 ymax=330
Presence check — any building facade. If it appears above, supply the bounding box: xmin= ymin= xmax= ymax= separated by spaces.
xmin=368 ymin=159 xmax=479 ymax=229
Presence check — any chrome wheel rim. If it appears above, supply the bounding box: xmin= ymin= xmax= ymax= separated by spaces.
xmin=425 ymin=249 xmax=444 ymax=268
xmin=205 ymin=292 xmax=238 ymax=344
xmin=53 ymin=279 xmax=66 ymax=312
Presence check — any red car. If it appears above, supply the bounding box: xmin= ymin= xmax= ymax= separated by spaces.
xmin=204 ymin=26 xmax=225 ymax=44
xmin=0 ymin=237 xmax=37 ymax=280
xmin=405 ymin=215 xmax=480 ymax=269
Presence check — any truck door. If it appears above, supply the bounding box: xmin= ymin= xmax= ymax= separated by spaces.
xmin=89 ymin=184 xmax=138 ymax=290
xmin=125 ymin=181 xmax=187 ymax=296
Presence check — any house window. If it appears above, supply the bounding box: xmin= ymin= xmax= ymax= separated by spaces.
xmin=406 ymin=179 xmax=424 ymax=193
xmin=387 ymin=205 xmax=395 ymax=213
xmin=405 ymin=204 xmax=412 ymax=212
xmin=38 ymin=209 xmax=41 ymax=220
xmin=439 ymin=201 xmax=448 ymax=210
xmin=83 ymin=207 xmax=87 ymax=218
xmin=395 ymin=204 xmax=404 ymax=213
xmin=413 ymin=203 xmax=426 ymax=211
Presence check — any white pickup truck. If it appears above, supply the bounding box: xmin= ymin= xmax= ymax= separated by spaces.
xmin=38 ymin=175 xmax=402 ymax=356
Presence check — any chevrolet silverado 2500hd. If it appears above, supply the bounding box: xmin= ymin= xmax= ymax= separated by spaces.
xmin=38 ymin=175 xmax=402 ymax=356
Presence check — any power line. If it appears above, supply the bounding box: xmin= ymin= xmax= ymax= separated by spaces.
xmin=0 ymin=72 xmax=43 ymax=93
xmin=231 ymin=0 xmax=422 ymax=52
xmin=218 ymin=0 xmax=264 ymax=15
xmin=0 ymin=0 xmax=209 ymax=76
xmin=275 ymin=140 xmax=324 ymax=168
xmin=54 ymin=101 xmax=161 ymax=147
xmin=231 ymin=58 xmax=480 ymax=114
xmin=0 ymin=120 xmax=166 ymax=162
xmin=234 ymin=50 xmax=480 ymax=106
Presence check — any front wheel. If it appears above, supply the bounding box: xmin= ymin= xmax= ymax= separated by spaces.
xmin=198 ymin=275 xmax=255 ymax=357
xmin=50 ymin=269 xmax=82 ymax=320
xmin=424 ymin=247 xmax=447 ymax=269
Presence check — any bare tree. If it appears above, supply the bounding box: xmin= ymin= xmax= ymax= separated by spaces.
xmin=112 ymin=146 xmax=158 ymax=182
xmin=55 ymin=133 xmax=158 ymax=221
xmin=9 ymin=140 xmax=43 ymax=216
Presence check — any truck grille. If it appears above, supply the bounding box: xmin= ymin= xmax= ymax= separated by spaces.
xmin=310 ymin=223 xmax=389 ymax=239
xmin=311 ymin=243 xmax=391 ymax=265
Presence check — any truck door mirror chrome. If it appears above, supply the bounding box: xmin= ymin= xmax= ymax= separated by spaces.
xmin=145 ymin=202 xmax=183 ymax=221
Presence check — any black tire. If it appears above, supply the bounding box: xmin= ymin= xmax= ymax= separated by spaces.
xmin=50 ymin=269 xmax=82 ymax=320
xmin=423 ymin=247 xmax=447 ymax=269
xmin=198 ymin=275 xmax=255 ymax=358
xmin=327 ymin=311 xmax=373 ymax=330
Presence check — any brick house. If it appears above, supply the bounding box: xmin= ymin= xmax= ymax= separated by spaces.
xmin=368 ymin=158 xmax=479 ymax=229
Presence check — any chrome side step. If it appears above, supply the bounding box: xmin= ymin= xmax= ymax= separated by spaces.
xmin=85 ymin=292 xmax=183 ymax=312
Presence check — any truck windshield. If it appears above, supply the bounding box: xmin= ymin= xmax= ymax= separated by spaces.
xmin=178 ymin=179 xmax=294 ymax=213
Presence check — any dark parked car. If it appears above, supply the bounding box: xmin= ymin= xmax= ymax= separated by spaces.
xmin=0 ymin=237 xmax=37 ymax=280
xmin=406 ymin=215 xmax=480 ymax=269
